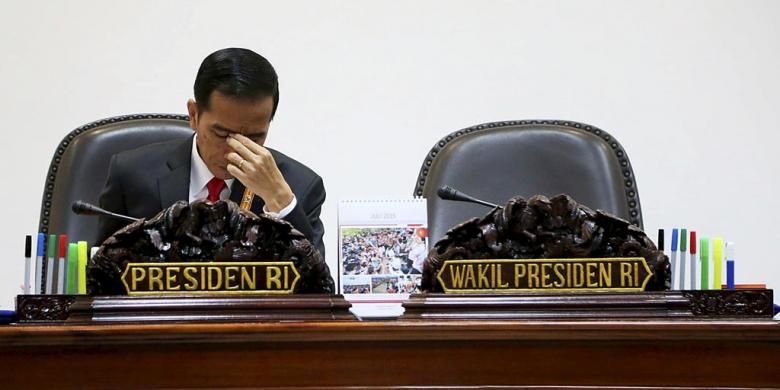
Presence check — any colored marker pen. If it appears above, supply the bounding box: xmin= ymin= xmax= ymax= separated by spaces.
xmin=657 ymin=229 xmax=665 ymax=252
xmin=670 ymin=228 xmax=679 ymax=290
xmin=679 ymin=228 xmax=688 ymax=289
xmin=77 ymin=241 xmax=88 ymax=294
xmin=58 ymin=235 xmax=68 ymax=294
xmin=23 ymin=235 xmax=32 ymax=294
xmin=689 ymin=231 xmax=697 ymax=289
xmin=0 ymin=310 xmax=14 ymax=325
xmin=726 ymin=242 xmax=736 ymax=289
xmin=67 ymin=243 xmax=78 ymax=294
xmin=35 ymin=233 xmax=45 ymax=294
xmin=712 ymin=237 xmax=723 ymax=290
xmin=46 ymin=234 xmax=56 ymax=294
xmin=700 ymin=237 xmax=710 ymax=290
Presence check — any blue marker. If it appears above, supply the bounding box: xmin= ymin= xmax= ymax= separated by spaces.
xmin=670 ymin=228 xmax=679 ymax=290
xmin=35 ymin=233 xmax=45 ymax=294
xmin=726 ymin=242 xmax=736 ymax=289
xmin=0 ymin=310 xmax=15 ymax=324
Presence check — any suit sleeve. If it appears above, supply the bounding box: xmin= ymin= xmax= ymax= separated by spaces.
xmin=96 ymin=154 xmax=130 ymax=245
xmin=282 ymin=176 xmax=326 ymax=258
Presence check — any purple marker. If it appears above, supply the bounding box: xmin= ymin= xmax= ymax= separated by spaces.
xmin=679 ymin=228 xmax=687 ymax=289
xmin=689 ymin=231 xmax=697 ymax=289
xmin=670 ymin=228 xmax=679 ymax=290
xmin=35 ymin=233 xmax=45 ymax=294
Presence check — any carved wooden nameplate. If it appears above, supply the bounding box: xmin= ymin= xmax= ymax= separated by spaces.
xmin=437 ymin=257 xmax=653 ymax=293
xmin=423 ymin=194 xmax=672 ymax=293
xmin=90 ymin=200 xmax=336 ymax=296
xmin=401 ymin=289 xmax=774 ymax=320
xmin=121 ymin=261 xmax=301 ymax=295
xmin=16 ymin=294 xmax=355 ymax=324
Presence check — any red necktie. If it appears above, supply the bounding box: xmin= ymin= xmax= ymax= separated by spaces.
xmin=206 ymin=177 xmax=226 ymax=202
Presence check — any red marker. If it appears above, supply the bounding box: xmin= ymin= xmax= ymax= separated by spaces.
xmin=58 ymin=235 xmax=68 ymax=294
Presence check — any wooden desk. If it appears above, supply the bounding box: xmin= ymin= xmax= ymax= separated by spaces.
xmin=1 ymin=319 xmax=778 ymax=389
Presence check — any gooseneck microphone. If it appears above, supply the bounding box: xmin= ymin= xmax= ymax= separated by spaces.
xmin=436 ymin=186 xmax=501 ymax=209
xmin=71 ymin=201 xmax=139 ymax=223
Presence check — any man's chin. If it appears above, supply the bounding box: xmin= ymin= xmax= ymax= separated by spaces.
xmin=213 ymin=167 xmax=233 ymax=180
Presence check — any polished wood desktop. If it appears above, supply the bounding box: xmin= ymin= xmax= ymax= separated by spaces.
xmin=2 ymin=318 xmax=779 ymax=389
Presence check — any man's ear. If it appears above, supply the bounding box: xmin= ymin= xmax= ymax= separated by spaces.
xmin=186 ymin=99 xmax=198 ymax=131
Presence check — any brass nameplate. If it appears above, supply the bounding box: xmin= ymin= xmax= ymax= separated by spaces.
xmin=121 ymin=261 xmax=301 ymax=295
xmin=437 ymin=257 xmax=653 ymax=293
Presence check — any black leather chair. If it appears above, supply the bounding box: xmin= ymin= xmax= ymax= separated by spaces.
xmin=39 ymin=114 xmax=193 ymax=246
xmin=414 ymin=120 xmax=643 ymax=245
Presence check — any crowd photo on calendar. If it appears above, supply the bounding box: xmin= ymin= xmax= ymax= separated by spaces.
xmin=340 ymin=227 xmax=427 ymax=295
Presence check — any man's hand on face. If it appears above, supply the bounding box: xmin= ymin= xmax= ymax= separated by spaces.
xmin=225 ymin=134 xmax=294 ymax=212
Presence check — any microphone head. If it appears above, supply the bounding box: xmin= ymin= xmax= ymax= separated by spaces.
xmin=437 ymin=185 xmax=458 ymax=200
xmin=72 ymin=200 xmax=89 ymax=214
xmin=72 ymin=200 xmax=105 ymax=216
xmin=72 ymin=200 xmax=138 ymax=222
xmin=435 ymin=185 xmax=500 ymax=209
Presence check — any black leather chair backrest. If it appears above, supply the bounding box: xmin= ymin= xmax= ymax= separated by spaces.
xmin=414 ymin=120 xmax=643 ymax=245
xmin=39 ymin=114 xmax=193 ymax=246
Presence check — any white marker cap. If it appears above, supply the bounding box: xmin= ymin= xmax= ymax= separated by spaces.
xmin=726 ymin=242 xmax=736 ymax=261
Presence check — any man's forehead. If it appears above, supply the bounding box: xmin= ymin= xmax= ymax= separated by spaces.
xmin=200 ymin=94 xmax=272 ymax=132
xmin=210 ymin=121 xmax=266 ymax=135
xmin=208 ymin=90 xmax=273 ymax=108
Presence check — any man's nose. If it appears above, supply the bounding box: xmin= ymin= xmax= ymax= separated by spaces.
xmin=221 ymin=143 xmax=232 ymax=155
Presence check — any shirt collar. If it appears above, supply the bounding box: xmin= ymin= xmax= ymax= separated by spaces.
xmin=190 ymin=134 xmax=234 ymax=198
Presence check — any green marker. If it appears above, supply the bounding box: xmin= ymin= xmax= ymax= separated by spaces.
xmin=46 ymin=234 xmax=57 ymax=294
xmin=679 ymin=229 xmax=688 ymax=289
xmin=700 ymin=237 xmax=710 ymax=290
xmin=77 ymin=241 xmax=88 ymax=295
xmin=712 ymin=237 xmax=723 ymax=290
xmin=67 ymin=243 xmax=78 ymax=294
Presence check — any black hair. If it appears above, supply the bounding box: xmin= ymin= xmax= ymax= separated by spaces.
xmin=193 ymin=48 xmax=279 ymax=119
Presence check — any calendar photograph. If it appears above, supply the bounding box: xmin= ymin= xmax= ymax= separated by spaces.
xmin=337 ymin=199 xmax=428 ymax=318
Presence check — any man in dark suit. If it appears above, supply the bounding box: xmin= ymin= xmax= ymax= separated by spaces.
xmin=97 ymin=48 xmax=326 ymax=256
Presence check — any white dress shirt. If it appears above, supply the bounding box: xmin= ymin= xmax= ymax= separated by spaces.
xmin=189 ymin=135 xmax=296 ymax=218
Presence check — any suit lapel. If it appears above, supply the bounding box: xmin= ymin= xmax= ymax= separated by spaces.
xmin=157 ymin=135 xmax=193 ymax=210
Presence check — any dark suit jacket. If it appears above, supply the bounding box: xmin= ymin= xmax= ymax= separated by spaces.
xmin=97 ymin=135 xmax=326 ymax=256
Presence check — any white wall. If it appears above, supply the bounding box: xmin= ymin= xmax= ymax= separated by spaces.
xmin=0 ymin=0 xmax=778 ymax=308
